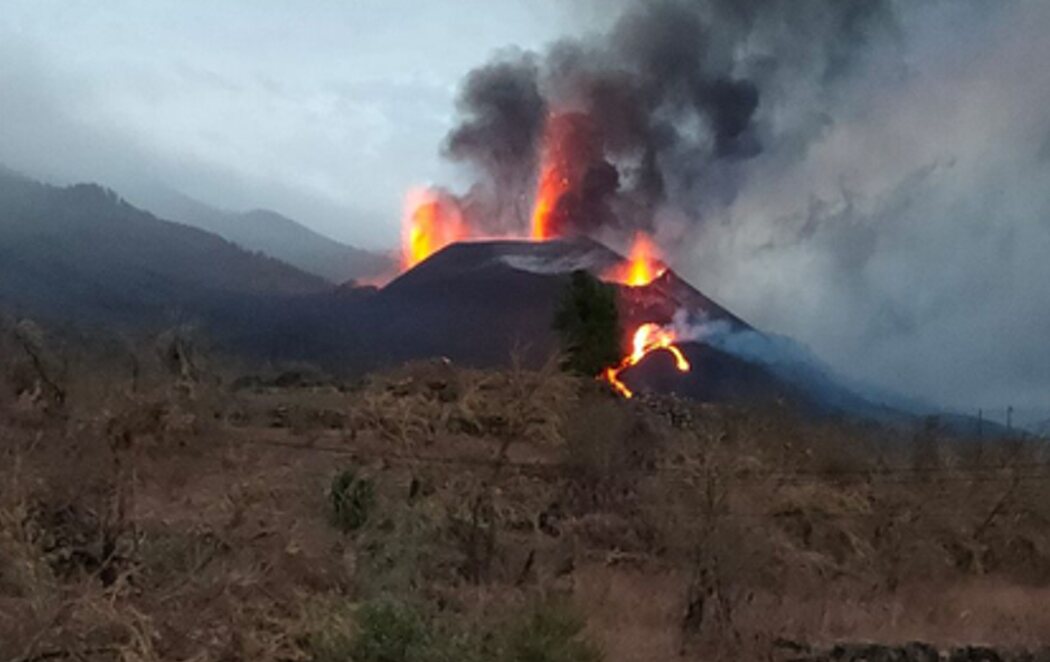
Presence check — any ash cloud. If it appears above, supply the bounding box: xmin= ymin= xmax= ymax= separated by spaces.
xmin=442 ymin=52 xmax=547 ymax=233
xmin=444 ymin=54 xmax=547 ymax=187
xmin=443 ymin=0 xmax=895 ymax=238
xmin=681 ymin=1 xmax=1050 ymax=417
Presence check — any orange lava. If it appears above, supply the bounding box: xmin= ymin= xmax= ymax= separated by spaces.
xmin=530 ymin=158 xmax=568 ymax=240
xmin=602 ymin=322 xmax=691 ymax=399
xmin=529 ymin=113 xmax=600 ymax=240
xmin=603 ymin=232 xmax=666 ymax=287
xmin=402 ymin=189 xmax=468 ymax=269
xmin=529 ymin=118 xmax=571 ymax=240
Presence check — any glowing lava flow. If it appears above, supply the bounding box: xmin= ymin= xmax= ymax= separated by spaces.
xmin=530 ymin=159 xmax=567 ymax=240
xmin=530 ymin=113 xmax=598 ymax=240
xmin=603 ymin=233 xmax=666 ymax=287
xmin=602 ymin=323 xmax=691 ymax=399
xmin=402 ymin=189 xmax=468 ymax=269
xmin=529 ymin=125 xmax=570 ymax=240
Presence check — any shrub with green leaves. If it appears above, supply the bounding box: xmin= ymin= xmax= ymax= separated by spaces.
xmin=349 ymin=600 xmax=432 ymax=662
xmin=346 ymin=600 xmax=483 ymax=662
xmin=300 ymin=598 xmax=356 ymax=662
xmin=329 ymin=468 xmax=376 ymax=532
xmin=553 ymin=270 xmax=622 ymax=377
xmin=305 ymin=596 xmax=599 ymax=662
xmin=502 ymin=598 xmax=603 ymax=662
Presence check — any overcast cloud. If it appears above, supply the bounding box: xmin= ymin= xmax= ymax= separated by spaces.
xmin=0 ymin=0 xmax=583 ymax=246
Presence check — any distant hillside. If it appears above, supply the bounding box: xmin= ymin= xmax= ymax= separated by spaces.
xmin=1029 ymin=419 xmax=1050 ymax=438
xmin=125 ymin=186 xmax=394 ymax=283
xmin=0 ymin=168 xmax=329 ymax=327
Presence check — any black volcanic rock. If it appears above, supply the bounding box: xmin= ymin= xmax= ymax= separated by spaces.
xmin=380 ymin=238 xmax=621 ymax=299
xmin=224 ymin=237 xmax=879 ymax=415
xmin=352 ymin=237 xmax=756 ymax=373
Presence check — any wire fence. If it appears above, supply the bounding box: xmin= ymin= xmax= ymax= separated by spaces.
xmin=12 ymin=419 xmax=1049 ymax=522
xmin=187 ymin=434 xmax=1050 ymax=491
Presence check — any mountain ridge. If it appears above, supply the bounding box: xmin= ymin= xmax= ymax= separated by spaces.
xmin=122 ymin=184 xmax=394 ymax=283
xmin=0 ymin=169 xmax=330 ymax=328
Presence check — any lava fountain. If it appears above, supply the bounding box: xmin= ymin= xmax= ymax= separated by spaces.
xmin=529 ymin=113 xmax=606 ymax=241
xmin=602 ymin=232 xmax=666 ymax=287
xmin=401 ymin=189 xmax=468 ymax=269
xmin=529 ymin=116 xmax=573 ymax=240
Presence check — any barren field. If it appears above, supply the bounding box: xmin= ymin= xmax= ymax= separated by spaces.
xmin=3 ymin=328 xmax=1050 ymax=661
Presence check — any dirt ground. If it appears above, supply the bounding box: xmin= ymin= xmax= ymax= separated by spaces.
xmin=3 ymin=331 xmax=1050 ymax=661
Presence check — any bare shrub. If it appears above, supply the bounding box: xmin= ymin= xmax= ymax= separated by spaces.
xmin=561 ymin=393 xmax=663 ymax=513
xmin=350 ymin=355 xmax=580 ymax=452
xmin=355 ymin=384 xmax=444 ymax=448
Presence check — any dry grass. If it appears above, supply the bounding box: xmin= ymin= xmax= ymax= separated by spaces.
xmin=4 ymin=321 xmax=1050 ymax=660
xmin=350 ymin=353 xmax=579 ymax=451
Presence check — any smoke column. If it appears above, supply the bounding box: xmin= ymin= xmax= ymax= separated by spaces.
xmin=433 ymin=1 xmax=1050 ymax=416
xmin=440 ymin=0 xmax=895 ymax=242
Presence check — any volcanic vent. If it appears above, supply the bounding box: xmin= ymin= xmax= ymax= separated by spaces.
xmin=368 ymin=234 xmax=764 ymax=401
xmin=306 ymin=0 xmax=908 ymax=411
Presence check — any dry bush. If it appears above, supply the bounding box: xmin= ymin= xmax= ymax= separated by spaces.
xmin=355 ymin=383 xmax=445 ymax=448
xmin=561 ymin=392 xmax=665 ymax=518
xmin=563 ymin=397 xmax=634 ymax=482
xmin=0 ymin=450 xmax=60 ymax=657
xmin=350 ymin=355 xmax=581 ymax=452
xmin=489 ymin=352 xmax=581 ymax=447
xmin=0 ymin=370 xmax=329 ymax=661
xmin=456 ymin=354 xmax=581 ymax=448
xmin=0 ymin=317 xmax=18 ymax=408
xmin=622 ymin=403 xmax=1050 ymax=657
xmin=8 ymin=320 xmax=1050 ymax=659
xmin=0 ymin=319 xmax=70 ymax=426
xmin=0 ymin=428 xmax=158 ymax=661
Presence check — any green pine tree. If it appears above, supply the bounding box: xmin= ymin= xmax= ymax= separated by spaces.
xmin=553 ymin=270 xmax=623 ymax=376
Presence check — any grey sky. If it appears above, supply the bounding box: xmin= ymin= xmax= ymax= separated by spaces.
xmin=0 ymin=0 xmax=593 ymax=246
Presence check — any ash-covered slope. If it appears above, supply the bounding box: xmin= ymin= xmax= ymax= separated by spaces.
xmin=366 ymin=239 xmax=627 ymax=367
xmin=238 ymin=237 xmax=883 ymax=417
xmin=241 ymin=240 xmax=599 ymax=370
xmin=371 ymin=237 xmax=755 ymax=361
xmin=378 ymin=237 xmax=749 ymax=334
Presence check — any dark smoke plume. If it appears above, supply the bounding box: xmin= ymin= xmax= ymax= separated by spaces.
xmin=442 ymin=52 xmax=546 ymax=233
xmin=442 ymin=0 xmax=895 ymax=240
